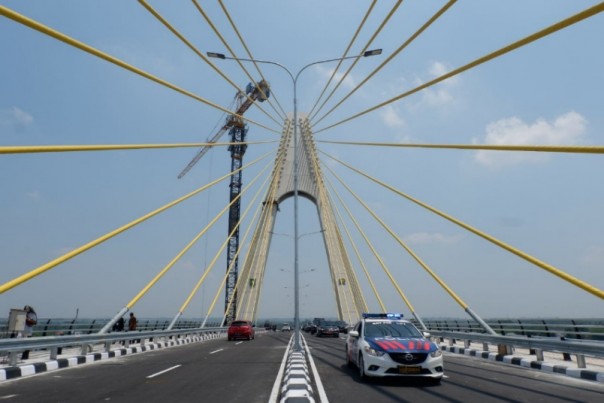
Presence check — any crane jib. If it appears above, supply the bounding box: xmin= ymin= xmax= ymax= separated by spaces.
xmin=177 ymin=80 xmax=271 ymax=179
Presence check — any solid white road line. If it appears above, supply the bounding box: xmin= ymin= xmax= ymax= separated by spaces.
xmin=209 ymin=349 xmax=224 ymax=354
xmin=147 ymin=365 xmax=181 ymax=379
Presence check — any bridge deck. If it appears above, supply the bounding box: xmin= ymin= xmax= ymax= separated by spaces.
xmin=2 ymin=331 xmax=603 ymax=383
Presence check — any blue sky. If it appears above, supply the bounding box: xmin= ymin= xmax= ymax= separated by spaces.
xmin=1 ymin=1 xmax=602 ymax=322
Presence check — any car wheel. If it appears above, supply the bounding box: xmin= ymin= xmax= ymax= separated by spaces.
xmin=431 ymin=377 xmax=442 ymax=385
xmin=248 ymin=335 xmax=251 ymax=340
xmin=228 ymin=336 xmax=232 ymax=341
xmin=358 ymin=354 xmax=367 ymax=380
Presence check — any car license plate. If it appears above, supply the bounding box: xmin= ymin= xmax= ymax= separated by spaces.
xmin=398 ymin=366 xmax=421 ymax=374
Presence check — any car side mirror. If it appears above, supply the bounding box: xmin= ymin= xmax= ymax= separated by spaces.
xmin=423 ymin=331 xmax=431 ymax=338
xmin=349 ymin=330 xmax=359 ymax=338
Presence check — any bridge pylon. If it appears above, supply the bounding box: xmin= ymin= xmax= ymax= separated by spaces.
xmin=234 ymin=114 xmax=367 ymax=325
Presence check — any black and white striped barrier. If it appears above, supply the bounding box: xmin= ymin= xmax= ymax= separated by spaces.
xmin=280 ymin=350 xmax=315 ymax=402
xmin=441 ymin=345 xmax=604 ymax=383
xmin=0 ymin=332 xmax=225 ymax=381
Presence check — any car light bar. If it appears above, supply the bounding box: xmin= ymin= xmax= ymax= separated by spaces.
xmin=362 ymin=313 xmax=403 ymax=319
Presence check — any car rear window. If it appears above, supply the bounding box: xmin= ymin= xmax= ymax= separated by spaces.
xmin=231 ymin=321 xmax=250 ymax=327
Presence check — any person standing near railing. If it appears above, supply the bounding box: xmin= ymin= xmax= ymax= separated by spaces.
xmin=128 ymin=313 xmax=137 ymax=331
xmin=21 ymin=305 xmax=37 ymax=359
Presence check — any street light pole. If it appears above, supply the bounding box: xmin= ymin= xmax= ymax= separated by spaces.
xmin=208 ymin=49 xmax=381 ymax=351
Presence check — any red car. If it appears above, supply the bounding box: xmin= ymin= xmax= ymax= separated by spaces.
xmin=227 ymin=320 xmax=255 ymax=341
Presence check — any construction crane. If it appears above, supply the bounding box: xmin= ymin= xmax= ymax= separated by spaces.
xmin=177 ymin=80 xmax=270 ymax=326
xmin=177 ymin=80 xmax=270 ymax=179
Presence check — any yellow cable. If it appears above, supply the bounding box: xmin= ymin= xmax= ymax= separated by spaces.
xmin=315 ymin=2 xmax=604 ymax=134
xmin=0 ymin=5 xmax=278 ymax=135
xmin=324 ymin=162 xmax=469 ymax=310
xmin=324 ymin=176 xmax=418 ymax=314
xmin=311 ymin=0 xmax=456 ymax=126
xmin=0 ymin=141 xmax=277 ymax=154
xmin=0 ymin=151 xmax=272 ymax=294
xmin=177 ymin=153 xmax=276 ymax=314
xmin=191 ymin=0 xmax=287 ymax=121
xmin=126 ymin=153 xmax=274 ymax=310
xmin=209 ymin=176 xmax=271 ymax=325
xmin=309 ymin=0 xmax=405 ymax=123
xmin=321 ymin=150 xmax=604 ymax=300
xmin=329 ymin=189 xmax=386 ymax=312
xmin=307 ymin=0 xmax=379 ymax=118
xmin=138 ymin=0 xmax=282 ymax=128
xmin=317 ymin=140 xmax=604 ymax=154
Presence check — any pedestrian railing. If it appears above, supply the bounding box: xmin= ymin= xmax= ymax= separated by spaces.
xmin=413 ymin=319 xmax=604 ymax=369
xmin=0 ymin=326 xmax=227 ymax=366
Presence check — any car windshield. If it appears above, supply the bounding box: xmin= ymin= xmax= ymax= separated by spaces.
xmin=364 ymin=321 xmax=423 ymax=338
xmin=231 ymin=321 xmax=249 ymax=327
xmin=321 ymin=322 xmax=338 ymax=327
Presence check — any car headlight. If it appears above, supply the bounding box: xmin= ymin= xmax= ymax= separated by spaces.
xmin=430 ymin=350 xmax=442 ymax=358
xmin=364 ymin=346 xmax=385 ymax=357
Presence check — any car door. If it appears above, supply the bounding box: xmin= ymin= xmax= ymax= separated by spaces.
xmin=349 ymin=321 xmax=363 ymax=365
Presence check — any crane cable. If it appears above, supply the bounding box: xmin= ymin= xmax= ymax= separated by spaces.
xmin=0 ymin=5 xmax=279 ymax=135
xmin=137 ymin=0 xmax=283 ymax=130
xmin=314 ymin=2 xmax=604 ymax=135
xmin=320 ymin=150 xmax=604 ymax=300
xmin=311 ymin=0 xmax=456 ymax=127
xmin=306 ymin=0 xmax=379 ymax=119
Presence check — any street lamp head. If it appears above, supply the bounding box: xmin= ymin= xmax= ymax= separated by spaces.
xmin=363 ymin=48 xmax=383 ymax=57
xmin=207 ymin=52 xmax=226 ymax=59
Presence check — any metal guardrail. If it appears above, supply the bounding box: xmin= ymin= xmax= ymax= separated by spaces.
xmin=0 ymin=326 xmax=227 ymax=366
xmin=411 ymin=318 xmax=604 ymax=369
xmin=430 ymin=330 xmax=604 ymax=357
xmin=416 ymin=318 xmax=604 ymax=341
xmin=0 ymin=318 xmax=221 ymax=339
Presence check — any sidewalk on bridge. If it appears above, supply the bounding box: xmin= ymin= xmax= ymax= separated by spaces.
xmin=0 ymin=333 xmax=220 ymax=382
xmin=440 ymin=339 xmax=604 ymax=383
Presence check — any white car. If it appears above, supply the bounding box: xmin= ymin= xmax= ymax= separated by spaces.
xmin=346 ymin=313 xmax=443 ymax=383
xmin=281 ymin=323 xmax=291 ymax=332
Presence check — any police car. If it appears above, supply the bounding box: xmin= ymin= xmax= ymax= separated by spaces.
xmin=346 ymin=313 xmax=443 ymax=382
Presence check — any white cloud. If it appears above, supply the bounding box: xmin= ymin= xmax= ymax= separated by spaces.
xmin=402 ymin=232 xmax=462 ymax=245
xmin=405 ymin=61 xmax=459 ymax=110
xmin=315 ymin=65 xmax=356 ymax=90
xmin=473 ymin=111 xmax=587 ymax=168
xmin=0 ymin=107 xmax=34 ymax=134
xmin=380 ymin=105 xmax=405 ymax=128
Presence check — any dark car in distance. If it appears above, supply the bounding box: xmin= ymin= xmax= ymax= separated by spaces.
xmin=316 ymin=321 xmax=340 ymax=337
xmin=228 ymin=320 xmax=255 ymax=341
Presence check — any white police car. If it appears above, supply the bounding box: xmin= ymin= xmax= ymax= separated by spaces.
xmin=346 ymin=313 xmax=443 ymax=382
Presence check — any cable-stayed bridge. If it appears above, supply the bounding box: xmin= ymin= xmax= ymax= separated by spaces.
xmin=1 ymin=2 xmax=603 ymax=400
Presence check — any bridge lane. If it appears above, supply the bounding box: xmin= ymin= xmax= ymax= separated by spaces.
xmin=0 ymin=331 xmax=291 ymax=403
xmin=305 ymin=334 xmax=604 ymax=402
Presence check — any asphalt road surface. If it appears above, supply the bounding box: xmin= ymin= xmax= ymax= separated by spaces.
xmin=306 ymin=333 xmax=604 ymax=402
xmin=1 ymin=331 xmax=603 ymax=402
